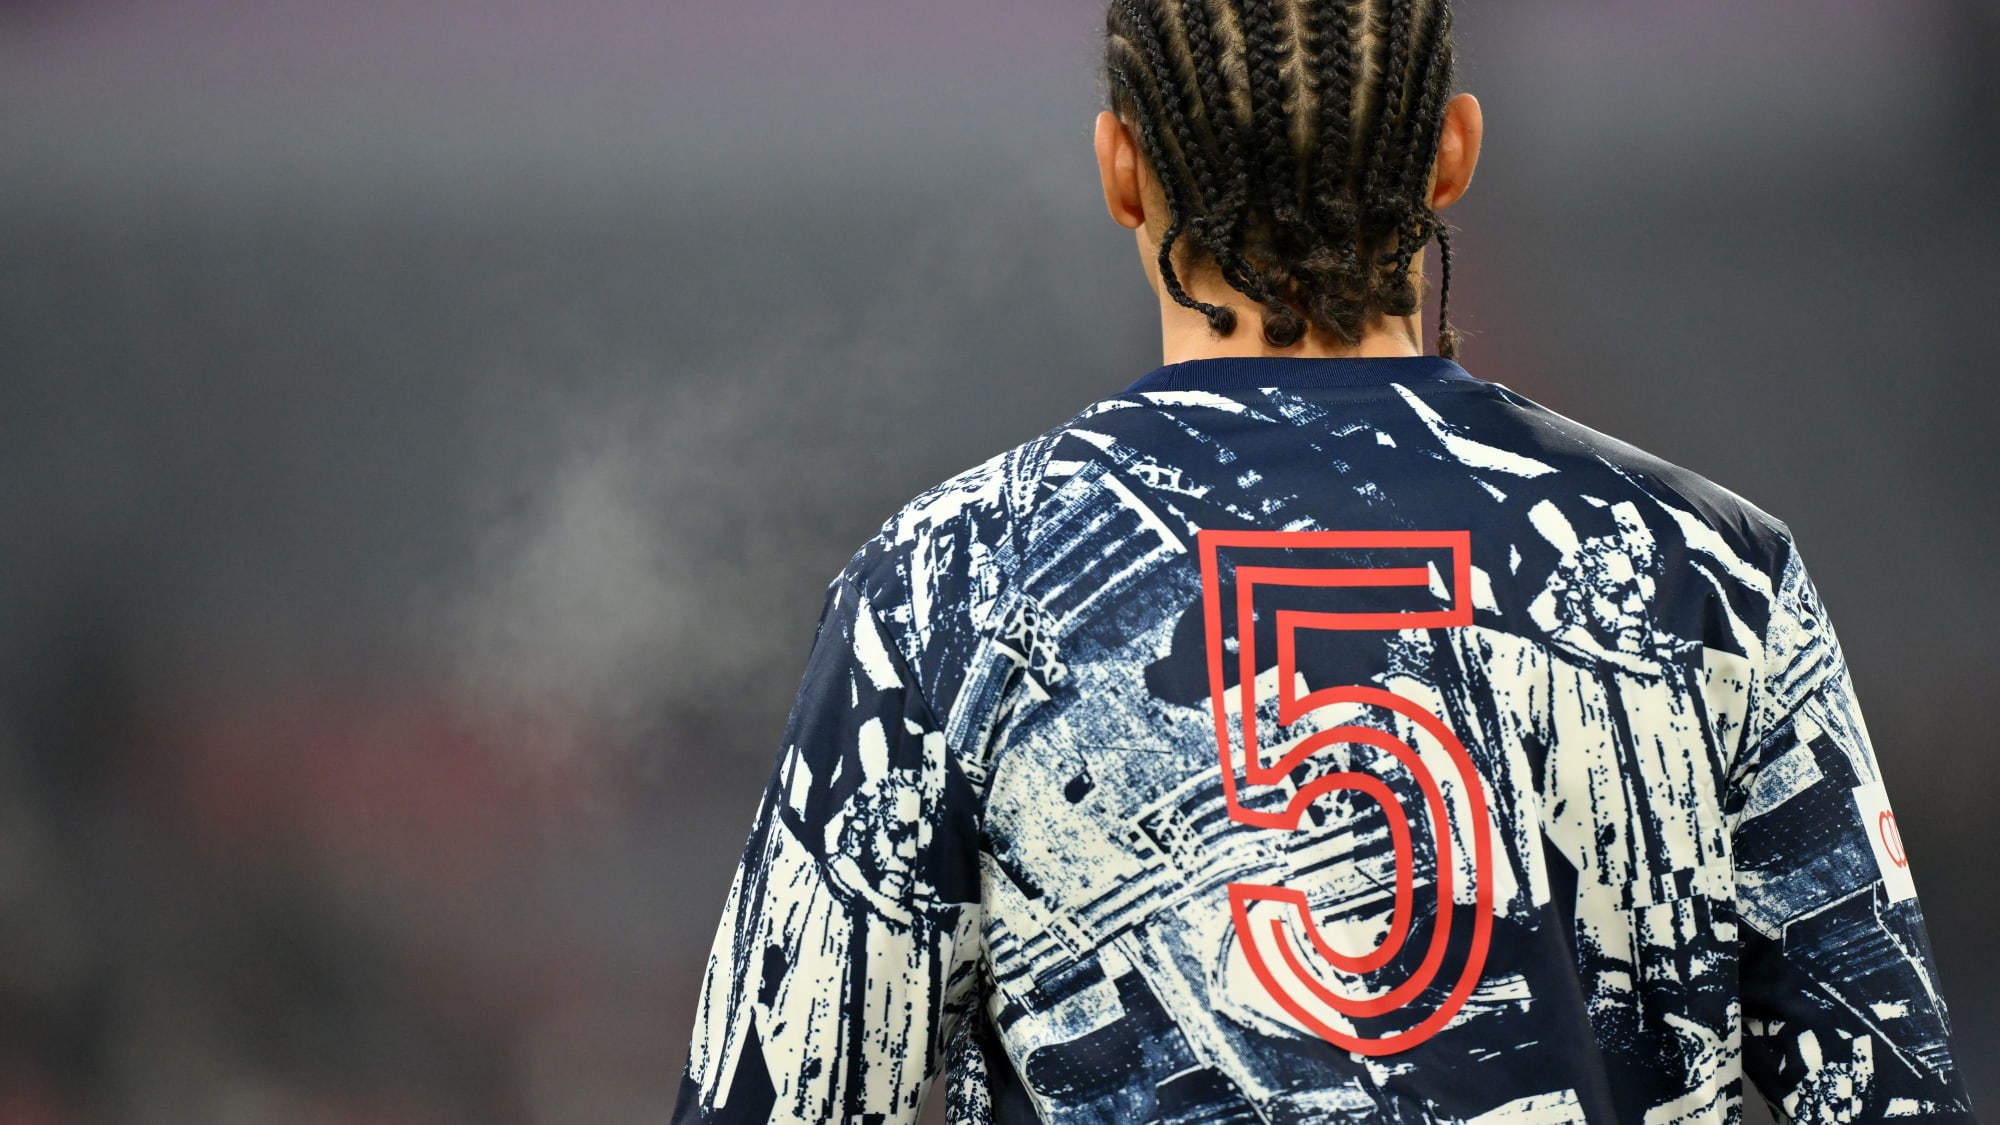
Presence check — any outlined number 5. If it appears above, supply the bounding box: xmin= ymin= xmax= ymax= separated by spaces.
xmin=1201 ymin=529 xmax=1493 ymax=1057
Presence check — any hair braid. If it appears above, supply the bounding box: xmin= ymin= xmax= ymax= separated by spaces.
xmin=1359 ymin=0 xmax=1416 ymax=228
xmin=1387 ymin=1 xmax=1452 ymax=289
xmin=1108 ymin=9 xmax=1196 ymax=204
xmin=1238 ymin=0 xmax=1313 ymax=346
xmin=1301 ymin=0 xmax=1366 ymax=341
xmin=1240 ymin=0 xmax=1298 ymax=220
xmin=1308 ymin=0 xmax=1359 ymax=191
xmin=1120 ymin=0 xmax=1217 ymax=214
xmin=1421 ymin=2 xmax=1463 ymax=359
xmin=1436 ymin=219 xmax=1460 ymax=359
xmin=1176 ymin=0 xmax=1279 ymax=306
xmin=1107 ymin=58 xmax=1238 ymax=333
xmin=1399 ymin=2 xmax=1456 ymax=193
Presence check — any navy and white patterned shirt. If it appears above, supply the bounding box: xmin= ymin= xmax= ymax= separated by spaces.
xmin=674 ymin=356 xmax=1973 ymax=1124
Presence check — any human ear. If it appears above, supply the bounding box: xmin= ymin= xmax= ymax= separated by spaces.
xmin=1430 ymin=93 xmax=1484 ymax=212
xmin=1094 ymin=111 xmax=1148 ymax=231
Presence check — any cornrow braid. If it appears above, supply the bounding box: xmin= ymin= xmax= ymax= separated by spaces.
xmin=1238 ymin=0 xmax=1312 ymax=346
xmin=1395 ymin=2 xmax=1455 ymax=213
xmin=1307 ymin=0 xmax=1358 ymax=193
xmin=1174 ymin=0 xmax=1285 ymax=311
xmin=1302 ymin=0 xmax=1366 ymax=342
xmin=1388 ymin=1 xmax=1458 ymax=349
xmin=1359 ymin=0 xmax=1416 ymax=208
xmin=1106 ymin=60 xmax=1238 ymax=333
xmin=1103 ymin=0 xmax=1466 ymax=357
xmin=1119 ymin=0 xmax=1219 ymax=214
xmin=1239 ymin=0 xmax=1295 ymax=219
xmin=1382 ymin=0 xmax=1452 ymax=310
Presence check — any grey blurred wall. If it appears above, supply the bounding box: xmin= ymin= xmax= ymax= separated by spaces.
xmin=0 ymin=1 xmax=1992 ymax=1121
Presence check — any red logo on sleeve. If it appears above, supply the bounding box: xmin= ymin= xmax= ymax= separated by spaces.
xmin=1878 ymin=811 xmax=1908 ymax=869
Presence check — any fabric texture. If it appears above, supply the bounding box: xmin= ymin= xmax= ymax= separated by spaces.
xmin=674 ymin=357 xmax=1973 ymax=1124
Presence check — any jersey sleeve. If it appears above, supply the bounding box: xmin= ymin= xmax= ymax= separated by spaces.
xmin=1730 ymin=540 xmax=1974 ymax=1122
xmin=673 ymin=575 xmax=987 ymax=1125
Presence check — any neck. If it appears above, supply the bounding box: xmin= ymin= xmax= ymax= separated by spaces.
xmin=1152 ymin=250 xmax=1433 ymax=365
xmin=1160 ymin=309 xmax=1427 ymax=365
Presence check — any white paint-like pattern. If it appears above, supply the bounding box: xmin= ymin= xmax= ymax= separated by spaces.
xmin=1396 ymin=383 xmax=1559 ymax=478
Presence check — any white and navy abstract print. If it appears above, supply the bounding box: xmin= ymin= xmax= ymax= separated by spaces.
xmin=675 ymin=356 xmax=1973 ymax=1124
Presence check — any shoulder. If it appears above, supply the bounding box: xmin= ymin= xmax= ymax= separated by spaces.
xmin=1459 ymin=380 xmax=1831 ymax=704
xmin=1470 ymin=380 xmax=1797 ymax=574
xmin=827 ymin=403 xmax=1116 ymax=719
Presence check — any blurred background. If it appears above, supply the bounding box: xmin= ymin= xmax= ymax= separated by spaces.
xmin=0 ymin=1 xmax=1994 ymax=1121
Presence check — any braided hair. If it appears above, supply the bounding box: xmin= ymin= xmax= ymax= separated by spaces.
xmin=1104 ymin=0 xmax=1463 ymax=357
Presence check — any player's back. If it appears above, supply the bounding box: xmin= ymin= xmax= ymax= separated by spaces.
xmin=676 ymin=355 xmax=1972 ymax=1125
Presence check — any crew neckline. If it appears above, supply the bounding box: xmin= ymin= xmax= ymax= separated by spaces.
xmin=1124 ymin=354 xmax=1478 ymax=395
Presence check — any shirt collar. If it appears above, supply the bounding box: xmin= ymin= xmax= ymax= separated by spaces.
xmin=1124 ymin=355 xmax=1477 ymax=395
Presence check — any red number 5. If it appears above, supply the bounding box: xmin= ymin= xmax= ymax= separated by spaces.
xmin=1200 ymin=529 xmax=1493 ymax=1057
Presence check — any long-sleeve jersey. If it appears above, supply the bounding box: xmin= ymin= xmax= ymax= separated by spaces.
xmin=673 ymin=356 xmax=1973 ymax=1124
